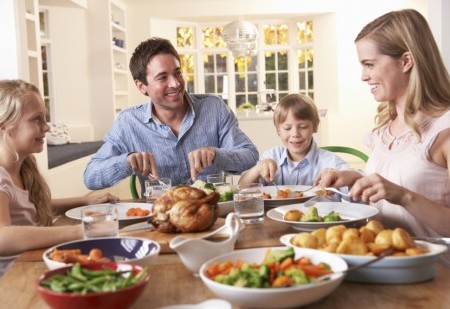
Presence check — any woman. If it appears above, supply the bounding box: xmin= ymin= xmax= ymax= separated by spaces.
xmin=316 ymin=9 xmax=450 ymax=237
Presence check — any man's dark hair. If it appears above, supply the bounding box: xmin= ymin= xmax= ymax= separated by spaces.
xmin=129 ymin=37 xmax=181 ymax=85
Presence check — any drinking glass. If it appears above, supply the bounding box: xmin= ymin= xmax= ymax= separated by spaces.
xmin=233 ymin=183 xmax=264 ymax=224
xmin=207 ymin=172 xmax=233 ymax=186
xmin=144 ymin=178 xmax=172 ymax=202
xmin=81 ymin=205 xmax=119 ymax=239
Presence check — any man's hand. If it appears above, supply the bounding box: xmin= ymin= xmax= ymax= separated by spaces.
xmin=127 ymin=152 xmax=158 ymax=177
xmin=188 ymin=147 xmax=216 ymax=180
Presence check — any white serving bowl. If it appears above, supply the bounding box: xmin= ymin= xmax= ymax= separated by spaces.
xmin=199 ymin=246 xmax=347 ymax=309
xmin=280 ymin=234 xmax=447 ymax=284
xmin=43 ymin=237 xmax=160 ymax=270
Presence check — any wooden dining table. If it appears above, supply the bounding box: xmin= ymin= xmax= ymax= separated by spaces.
xmin=1 ymin=203 xmax=450 ymax=309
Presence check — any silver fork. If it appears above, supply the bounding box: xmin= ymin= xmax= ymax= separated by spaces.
xmin=272 ymin=182 xmax=282 ymax=193
xmin=294 ymin=184 xmax=320 ymax=194
xmin=323 ymin=187 xmax=350 ymax=197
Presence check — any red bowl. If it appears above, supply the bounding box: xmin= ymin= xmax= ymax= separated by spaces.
xmin=36 ymin=262 xmax=150 ymax=309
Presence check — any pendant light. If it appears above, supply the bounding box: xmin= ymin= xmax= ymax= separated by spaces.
xmin=223 ymin=20 xmax=259 ymax=57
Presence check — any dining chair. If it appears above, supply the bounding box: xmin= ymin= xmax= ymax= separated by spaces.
xmin=320 ymin=146 xmax=369 ymax=163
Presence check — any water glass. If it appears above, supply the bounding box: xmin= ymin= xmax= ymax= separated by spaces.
xmin=233 ymin=183 xmax=264 ymax=224
xmin=81 ymin=205 xmax=119 ymax=239
xmin=207 ymin=172 xmax=233 ymax=186
xmin=144 ymin=178 xmax=172 ymax=202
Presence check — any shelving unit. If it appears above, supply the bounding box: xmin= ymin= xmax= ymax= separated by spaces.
xmin=88 ymin=0 xmax=130 ymax=139
xmin=23 ymin=0 xmax=43 ymax=92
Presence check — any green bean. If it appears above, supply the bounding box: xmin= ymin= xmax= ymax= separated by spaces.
xmin=40 ymin=263 xmax=149 ymax=294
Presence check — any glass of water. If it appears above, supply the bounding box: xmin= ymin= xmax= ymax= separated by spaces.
xmin=81 ymin=205 xmax=119 ymax=239
xmin=233 ymin=183 xmax=264 ymax=224
xmin=144 ymin=178 xmax=172 ymax=202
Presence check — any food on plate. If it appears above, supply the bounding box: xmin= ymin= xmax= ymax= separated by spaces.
xmin=48 ymin=248 xmax=111 ymax=264
xmin=283 ymin=209 xmax=303 ymax=221
xmin=204 ymin=247 xmax=333 ymax=287
xmin=192 ymin=180 xmax=237 ymax=202
xmin=282 ymin=206 xmax=342 ymax=223
xmin=39 ymin=262 xmax=149 ymax=293
xmin=126 ymin=207 xmax=150 ymax=217
xmin=149 ymin=186 xmax=219 ymax=233
xmin=288 ymin=220 xmax=428 ymax=257
xmin=292 ymin=232 xmax=317 ymax=249
xmin=262 ymin=192 xmax=272 ymax=199
xmin=275 ymin=188 xmax=304 ymax=199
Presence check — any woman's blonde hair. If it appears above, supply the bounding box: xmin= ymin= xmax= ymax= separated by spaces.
xmin=273 ymin=93 xmax=320 ymax=132
xmin=0 ymin=79 xmax=53 ymax=226
xmin=355 ymin=9 xmax=450 ymax=138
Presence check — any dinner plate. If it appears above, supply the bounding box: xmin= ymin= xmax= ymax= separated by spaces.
xmin=262 ymin=185 xmax=317 ymax=207
xmin=279 ymin=234 xmax=447 ymax=284
xmin=159 ymin=299 xmax=231 ymax=309
xmin=266 ymin=202 xmax=378 ymax=231
xmin=65 ymin=202 xmax=152 ymax=221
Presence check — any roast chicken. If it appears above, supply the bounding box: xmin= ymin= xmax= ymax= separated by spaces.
xmin=149 ymin=186 xmax=220 ymax=233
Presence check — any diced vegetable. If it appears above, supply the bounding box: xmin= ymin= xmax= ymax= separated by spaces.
xmin=205 ymin=248 xmax=332 ymax=288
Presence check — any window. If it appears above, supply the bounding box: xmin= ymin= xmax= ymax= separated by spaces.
xmin=39 ymin=9 xmax=53 ymax=121
xmin=175 ymin=19 xmax=314 ymax=111
xmin=296 ymin=21 xmax=314 ymax=99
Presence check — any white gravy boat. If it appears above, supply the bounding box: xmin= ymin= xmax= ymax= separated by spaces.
xmin=169 ymin=212 xmax=241 ymax=275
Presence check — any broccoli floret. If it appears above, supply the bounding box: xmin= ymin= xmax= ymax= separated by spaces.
xmin=191 ymin=180 xmax=215 ymax=194
xmin=263 ymin=247 xmax=295 ymax=264
xmin=323 ymin=211 xmax=341 ymax=222
xmin=284 ymin=268 xmax=310 ymax=284
xmin=300 ymin=206 xmax=321 ymax=222
xmin=215 ymin=185 xmax=237 ymax=202
xmin=204 ymin=182 xmax=215 ymax=191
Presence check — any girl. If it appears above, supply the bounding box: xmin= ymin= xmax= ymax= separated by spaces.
xmin=316 ymin=9 xmax=450 ymax=237
xmin=239 ymin=93 xmax=348 ymax=186
xmin=0 ymin=79 xmax=118 ymax=275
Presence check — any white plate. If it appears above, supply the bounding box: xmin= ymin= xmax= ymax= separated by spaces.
xmin=263 ymin=185 xmax=317 ymax=207
xmin=267 ymin=202 xmax=378 ymax=231
xmin=65 ymin=202 xmax=153 ymax=221
xmin=199 ymin=246 xmax=347 ymax=308
xmin=279 ymin=234 xmax=447 ymax=284
xmin=159 ymin=299 xmax=231 ymax=309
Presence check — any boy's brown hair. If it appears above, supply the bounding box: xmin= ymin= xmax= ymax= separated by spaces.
xmin=273 ymin=93 xmax=320 ymax=132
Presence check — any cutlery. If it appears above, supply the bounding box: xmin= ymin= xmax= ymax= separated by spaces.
xmin=272 ymin=182 xmax=282 ymax=192
xmin=315 ymin=248 xmax=394 ymax=282
xmin=148 ymin=173 xmax=171 ymax=187
xmin=322 ymin=187 xmax=350 ymax=197
xmin=294 ymin=184 xmax=320 ymax=194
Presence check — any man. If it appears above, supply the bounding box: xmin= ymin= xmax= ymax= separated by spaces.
xmin=84 ymin=37 xmax=258 ymax=193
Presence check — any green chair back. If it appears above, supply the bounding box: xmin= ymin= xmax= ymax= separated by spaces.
xmin=320 ymin=146 xmax=369 ymax=163
xmin=130 ymin=174 xmax=139 ymax=199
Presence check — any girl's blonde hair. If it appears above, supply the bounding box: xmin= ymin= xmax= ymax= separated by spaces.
xmin=273 ymin=93 xmax=320 ymax=132
xmin=0 ymin=79 xmax=53 ymax=226
xmin=355 ymin=9 xmax=450 ymax=139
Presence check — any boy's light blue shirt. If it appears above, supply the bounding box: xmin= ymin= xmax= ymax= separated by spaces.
xmin=260 ymin=140 xmax=348 ymax=186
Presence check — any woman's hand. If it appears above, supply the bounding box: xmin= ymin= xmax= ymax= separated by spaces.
xmin=314 ymin=168 xmax=362 ymax=188
xmin=84 ymin=192 xmax=120 ymax=205
xmin=349 ymin=173 xmax=407 ymax=204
